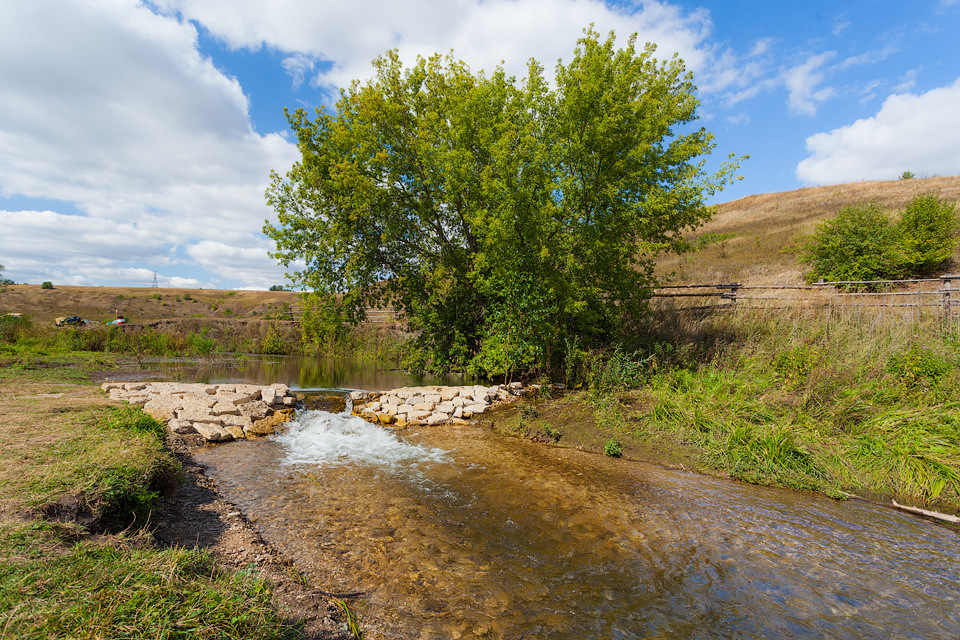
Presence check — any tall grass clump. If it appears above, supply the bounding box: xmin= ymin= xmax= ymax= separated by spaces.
xmin=628 ymin=302 xmax=960 ymax=505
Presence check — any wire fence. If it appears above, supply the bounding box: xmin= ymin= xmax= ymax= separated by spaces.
xmin=282 ymin=275 xmax=960 ymax=325
xmin=651 ymin=275 xmax=960 ymax=322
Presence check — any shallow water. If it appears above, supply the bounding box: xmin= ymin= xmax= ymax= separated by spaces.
xmin=125 ymin=354 xmax=474 ymax=391
xmin=196 ymin=407 xmax=960 ymax=640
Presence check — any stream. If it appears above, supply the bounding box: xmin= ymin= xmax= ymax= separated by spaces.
xmin=194 ymin=401 xmax=960 ymax=640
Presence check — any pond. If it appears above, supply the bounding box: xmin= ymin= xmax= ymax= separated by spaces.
xmin=192 ymin=390 xmax=960 ymax=639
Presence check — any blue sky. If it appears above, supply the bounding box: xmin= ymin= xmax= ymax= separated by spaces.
xmin=1 ymin=0 xmax=958 ymax=290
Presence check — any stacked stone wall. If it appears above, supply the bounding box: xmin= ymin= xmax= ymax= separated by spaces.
xmin=350 ymin=382 xmax=533 ymax=427
xmin=102 ymin=382 xmax=296 ymax=442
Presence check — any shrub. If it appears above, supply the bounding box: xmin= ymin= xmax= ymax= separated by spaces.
xmin=802 ymin=201 xmax=898 ymax=283
xmin=260 ymin=326 xmax=288 ymax=355
xmin=887 ymin=345 xmax=955 ymax=388
xmin=894 ymin=193 xmax=959 ymax=276
xmin=0 ymin=314 xmax=31 ymax=343
xmin=41 ymin=281 xmax=53 ymax=289
xmin=187 ymin=330 xmax=216 ymax=355
xmin=802 ymin=194 xmax=959 ymax=284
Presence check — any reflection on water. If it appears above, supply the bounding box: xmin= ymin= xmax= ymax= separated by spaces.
xmin=196 ymin=408 xmax=960 ymax=640
xmin=130 ymin=354 xmax=474 ymax=391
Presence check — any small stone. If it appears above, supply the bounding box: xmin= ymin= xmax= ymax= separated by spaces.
xmin=426 ymin=412 xmax=450 ymax=425
xmin=168 ymin=419 xmax=195 ymax=435
xmin=211 ymin=401 xmax=241 ymax=416
xmin=248 ymin=409 xmax=295 ymax=437
xmin=239 ymin=400 xmax=271 ymax=421
xmin=223 ymin=424 xmax=246 ymax=440
xmin=192 ymin=421 xmax=233 ymax=442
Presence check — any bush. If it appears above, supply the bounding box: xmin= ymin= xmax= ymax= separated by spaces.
xmin=41 ymin=281 xmax=53 ymax=289
xmin=802 ymin=194 xmax=959 ymax=284
xmin=802 ymin=201 xmax=897 ymax=283
xmin=895 ymin=194 xmax=959 ymax=276
xmin=0 ymin=314 xmax=31 ymax=343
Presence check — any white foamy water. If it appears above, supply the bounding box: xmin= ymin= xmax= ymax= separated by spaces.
xmin=275 ymin=409 xmax=450 ymax=470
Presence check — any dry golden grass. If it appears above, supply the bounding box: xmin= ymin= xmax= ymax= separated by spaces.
xmin=659 ymin=175 xmax=960 ymax=285
xmin=0 ymin=285 xmax=300 ymax=326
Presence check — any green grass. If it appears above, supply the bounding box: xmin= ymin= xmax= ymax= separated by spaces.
xmin=0 ymin=363 xmax=307 ymax=639
xmin=0 ymin=533 xmax=293 ymax=639
xmin=622 ymin=306 xmax=960 ymax=506
xmin=499 ymin=304 xmax=960 ymax=510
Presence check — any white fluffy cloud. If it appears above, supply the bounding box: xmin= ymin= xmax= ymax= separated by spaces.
xmin=185 ymin=240 xmax=289 ymax=289
xmin=796 ymin=78 xmax=960 ymax=185
xmin=784 ymin=52 xmax=837 ymax=117
xmin=0 ymin=0 xmax=298 ymax=287
xmin=152 ymin=0 xmax=724 ymax=90
xmin=1 ymin=0 xmax=746 ymax=288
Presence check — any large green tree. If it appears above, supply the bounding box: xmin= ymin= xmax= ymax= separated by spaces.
xmin=265 ymin=28 xmax=742 ymax=376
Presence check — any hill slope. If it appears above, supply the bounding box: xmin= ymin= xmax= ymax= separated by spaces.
xmin=657 ymin=175 xmax=960 ymax=285
xmin=0 ymin=286 xmax=300 ymax=326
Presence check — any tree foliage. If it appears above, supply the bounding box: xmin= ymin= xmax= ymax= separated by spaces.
xmin=896 ymin=193 xmax=959 ymax=275
xmin=801 ymin=201 xmax=898 ymax=283
xmin=265 ymin=28 xmax=742 ymax=376
xmin=802 ymin=194 xmax=958 ymax=284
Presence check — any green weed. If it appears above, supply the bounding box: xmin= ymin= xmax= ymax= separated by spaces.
xmin=604 ymin=437 xmax=623 ymax=457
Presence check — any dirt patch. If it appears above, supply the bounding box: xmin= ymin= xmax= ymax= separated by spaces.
xmin=483 ymin=391 xmax=706 ymax=473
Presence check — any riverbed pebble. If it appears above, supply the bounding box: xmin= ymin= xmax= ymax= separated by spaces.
xmin=101 ymin=381 xmax=296 ymax=442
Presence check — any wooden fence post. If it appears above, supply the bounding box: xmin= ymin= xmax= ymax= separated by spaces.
xmin=943 ymin=275 xmax=957 ymax=326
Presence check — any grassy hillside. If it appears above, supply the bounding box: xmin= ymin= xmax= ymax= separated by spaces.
xmin=0 ymin=285 xmax=301 ymax=326
xmin=659 ymin=175 xmax=960 ymax=285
